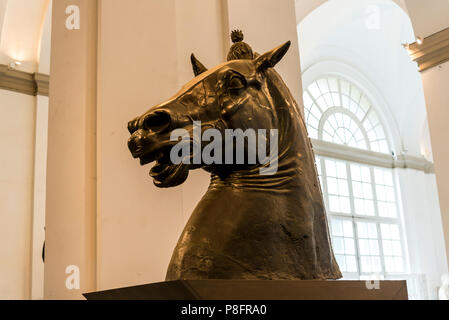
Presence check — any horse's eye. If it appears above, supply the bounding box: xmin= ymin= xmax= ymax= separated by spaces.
xmin=228 ymin=76 xmax=245 ymax=92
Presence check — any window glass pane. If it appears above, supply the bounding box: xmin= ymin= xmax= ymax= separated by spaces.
xmin=331 ymin=219 xmax=343 ymax=236
xmin=343 ymin=220 xmax=353 ymax=237
xmin=310 ymin=104 xmax=322 ymax=120
xmin=340 ymin=79 xmax=350 ymax=96
xmin=360 ymin=255 xmax=382 ymax=273
xmin=323 ymin=93 xmax=334 ymax=107
xmin=317 ymin=78 xmax=330 ymax=95
xmin=353 ymin=181 xmax=363 ymax=198
xmin=335 ymin=254 xmax=346 ymax=271
xmin=361 ymin=167 xmax=371 ymax=182
xmin=307 ymin=114 xmax=319 ymax=130
xmin=393 ymin=240 xmax=402 ymax=256
xmin=331 ymin=93 xmax=341 ymax=107
xmin=325 ymin=158 xmax=349 ymax=208
xmin=374 ymin=168 xmax=384 ymax=184
xmin=346 ymin=256 xmax=358 ymax=272
xmin=336 ymin=162 xmax=347 ymax=178
xmin=374 ymin=168 xmax=398 ymax=218
xmin=328 ymin=77 xmax=339 ymax=92
xmin=384 ymin=256 xmax=404 ymax=273
xmin=382 ymin=239 xmax=393 ymax=255
xmin=330 ymin=218 xmax=357 ymax=273
xmin=338 ymin=179 xmax=349 ymax=196
xmin=350 ymin=164 xmax=375 ymax=216
xmin=303 ymin=91 xmax=314 ymax=110
xmin=333 ymin=237 xmax=345 ymax=254
xmin=359 ymin=96 xmax=371 ymax=114
xmin=344 ymin=238 xmax=356 ymax=255
xmin=308 ymin=128 xmax=318 ymax=139
xmin=357 ymin=221 xmax=382 ymax=274
xmin=357 ymin=222 xmax=378 ymax=239
xmin=327 ymin=177 xmax=338 ymax=194
xmin=340 ymin=197 xmax=351 ymax=214
xmin=325 ymin=160 xmax=337 ymax=177
xmin=307 ymin=82 xmax=321 ymax=99
xmin=341 ymin=94 xmax=351 ymax=109
xmin=363 ymin=183 xmax=373 ymax=198
xmin=380 ymin=222 xmax=404 ymax=273
xmin=378 ymin=140 xmax=389 ymax=153
xmin=350 ymin=86 xmax=361 ymax=104
xmin=381 ymin=224 xmax=400 ymax=240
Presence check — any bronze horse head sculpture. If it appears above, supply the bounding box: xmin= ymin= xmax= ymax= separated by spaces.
xmin=128 ymin=35 xmax=341 ymax=280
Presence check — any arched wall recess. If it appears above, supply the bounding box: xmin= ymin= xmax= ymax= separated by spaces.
xmin=302 ymin=60 xmax=433 ymax=173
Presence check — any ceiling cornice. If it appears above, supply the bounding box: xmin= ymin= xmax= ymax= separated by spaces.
xmin=0 ymin=64 xmax=49 ymax=96
xmin=406 ymin=27 xmax=449 ymax=72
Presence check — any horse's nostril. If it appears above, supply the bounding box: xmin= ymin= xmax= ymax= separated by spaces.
xmin=128 ymin=117 xmax=140 ymax=134
xmin=143 ymin=110 xmax=172 ymax=133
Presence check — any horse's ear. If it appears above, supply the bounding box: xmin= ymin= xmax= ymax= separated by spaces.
xmin=254 ymin=41 xmax=291 ymax=72
xmin=191 ymin=54 xmax=208 ymax=77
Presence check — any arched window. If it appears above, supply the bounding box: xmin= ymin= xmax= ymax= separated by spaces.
xmin=304 ymin=77 xmax=406 ymax=279
xmin=303 ymin=77 xmax=390 ymax=154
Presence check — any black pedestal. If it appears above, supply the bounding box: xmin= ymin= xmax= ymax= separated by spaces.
xmin=83 ymin=280 xmax=408 ymax=300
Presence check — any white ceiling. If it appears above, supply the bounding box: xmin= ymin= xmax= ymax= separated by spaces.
xmin=295 ymin=0 xmax=449 ymax=38
xmin=404 ymin=0 xmax=449 ymax=38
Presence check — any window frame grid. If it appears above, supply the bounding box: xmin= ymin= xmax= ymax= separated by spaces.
xmin=304 ymin=76 xmax=391 ymax=154
xmin=318 ymin=155 xmax=407 ymax=278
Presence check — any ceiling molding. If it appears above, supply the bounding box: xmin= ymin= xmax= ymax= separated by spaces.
xmin=311 ymin=138 xmax=434 ymax=174
xmin=0 ymin=64 xmax=49 ymax=96
xmin=406 ymin=27 xmax=449 ymax=72
xmin=34 ymin=73 xmax=49 ymax=96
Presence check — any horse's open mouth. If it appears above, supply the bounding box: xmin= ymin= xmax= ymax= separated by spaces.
xmin=149 ymin=161 xmax=188 ymax=187
xmin=139 ymin=149 xmax=189 ymax=188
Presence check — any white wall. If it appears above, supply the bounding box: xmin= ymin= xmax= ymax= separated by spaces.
xmin=397 ymin=169 xmax=448 ymax=299
xmin=421 ymin=61 xmax=449 ymax=277
xmin=0 ymin=90 xmax=36 ymax=299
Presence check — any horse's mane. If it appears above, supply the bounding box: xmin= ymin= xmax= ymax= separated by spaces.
xmin=265 ymin=68 xmax=304 ymax=159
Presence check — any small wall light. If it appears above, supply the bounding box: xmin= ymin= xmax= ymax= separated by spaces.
xmin=416 ymin=36 xmax=424 ymax=45
xmin=8 ymin=61 xmax=22 ymax=70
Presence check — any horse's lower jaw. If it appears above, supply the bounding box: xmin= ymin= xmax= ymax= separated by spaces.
xmin=149 ymin=161 xmax=189 ymax=188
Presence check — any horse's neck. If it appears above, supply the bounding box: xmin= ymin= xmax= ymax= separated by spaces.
xmin=209 ymin=112 xmax=305 ymax=194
